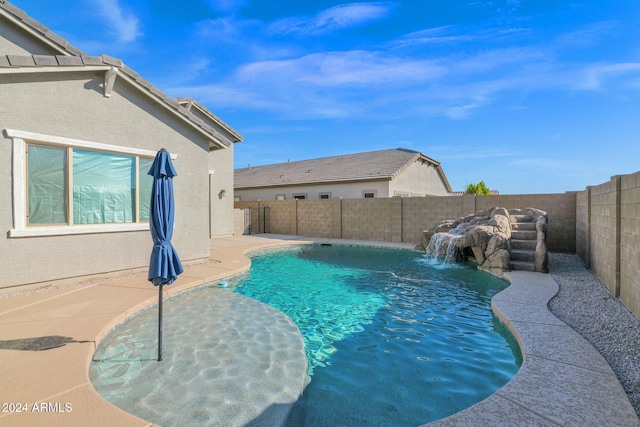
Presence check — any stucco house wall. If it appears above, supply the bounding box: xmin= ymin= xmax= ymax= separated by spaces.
xmin=389 ymin=161 xmax=450 ymax=197
xmin=1 ymin=72 xmax=207 ymax=287
xmin=209 ymin=141 xmax=236 ymax=237
xmin=236 ymin=180 xmax=391 ymax=201
xmin=0 ymin=3 xmax=241 ymax=289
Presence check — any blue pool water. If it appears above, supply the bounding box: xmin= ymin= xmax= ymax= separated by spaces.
xmin=89 ymin=244 xmax=521 ymax=426
xmin=228 ymin=245 xmax=522 ymax=426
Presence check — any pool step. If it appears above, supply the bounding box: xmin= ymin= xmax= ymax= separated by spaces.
xmin=511 ymin=239 xmax=536 ymax=251
xmin=509 ymin=212 xmax=538 ymax=272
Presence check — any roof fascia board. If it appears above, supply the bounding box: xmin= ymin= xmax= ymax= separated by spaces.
xmin=436 ymin=166 xmax=453 ymax=193
xmin=177 ymin=98 xmax=243 ymax=143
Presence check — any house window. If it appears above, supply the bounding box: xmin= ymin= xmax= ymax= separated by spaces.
xmin=319 ymin=192 xmax=331 ymax=199
xmin=363 ymin=191 xmax=376 ymax=198
xmin=27 ymin=145 xmax=67 ymax=224
xmin=276 ymin=194 xmax=286 ymax=200
xmin=6 ymin=129 xmax=165 ymax=237
xmin=293 ymin=193 xmax=307 ymax=200
xmin=27 ymin=145 xmax=153 ymax=225
xmin=234 ymin=196 xmax=241 ymax=202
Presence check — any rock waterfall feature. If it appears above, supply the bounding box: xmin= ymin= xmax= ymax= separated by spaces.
xmin=417 ymin=207 xmax=549 ymax=277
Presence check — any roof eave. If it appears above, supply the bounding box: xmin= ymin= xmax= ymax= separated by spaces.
xmin=177 ymin=97 xmax=243 ymax=143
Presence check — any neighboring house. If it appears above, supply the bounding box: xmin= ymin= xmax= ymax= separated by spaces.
xmin=0 ymin=2 xmax=242 ymax=289
xmin=234 ymin=148 xmax=452 ymax=201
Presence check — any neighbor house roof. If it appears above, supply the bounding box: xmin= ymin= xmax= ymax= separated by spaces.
xmin=0 ymin=1 xmax=242 ymax=149
xmin=235 ymin=148 xmax=452 ymax=192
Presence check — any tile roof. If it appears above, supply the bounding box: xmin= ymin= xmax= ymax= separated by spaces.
xmin=235 ymin=148 xmax=452 ymax=191
xmin=0 ymin=1 xmax=242 ymax=148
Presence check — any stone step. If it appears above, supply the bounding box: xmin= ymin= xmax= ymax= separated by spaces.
xmin=511 ymin=249 xmax=535 ymax=262
xmin=511 ymin=230 xmax=537 ymax=240
xmin=510 ymin=214 xmax=532 ymax=223
xmin=512 ymin=222 xmax=536 ymax=231
xmin=511 ymin=239 xmax=536 ymax=250
xmin=511 ymin=260 xmax=536 ymax=272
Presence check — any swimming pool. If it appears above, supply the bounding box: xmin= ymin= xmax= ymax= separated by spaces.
xmin=89 ymin=244 xmax=521 ymax=426
xmin=231 ymin=245 xmax=521 ymax=426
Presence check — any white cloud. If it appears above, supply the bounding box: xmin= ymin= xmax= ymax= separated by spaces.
xmin=577 ymin=62 xmax=640 ymax=90
xmin=235 ymin=50 xmax=445 ymax=87
xmin=168 ymin=12 xmax=640 ymax=123
xmin=269 ymin=2 xmax=395 ymax=36
xmin=90 ymin=0 xmax=140 ymax=43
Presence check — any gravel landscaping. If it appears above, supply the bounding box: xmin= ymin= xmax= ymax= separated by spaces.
xmin=548 ymin=253 xmax=640 ymax=417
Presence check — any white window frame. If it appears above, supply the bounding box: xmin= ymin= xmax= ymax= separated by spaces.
xmin=4 ymin=129 xmax=176 ymax=238
xmin=319 ymin=192 xmax=331 ymax=199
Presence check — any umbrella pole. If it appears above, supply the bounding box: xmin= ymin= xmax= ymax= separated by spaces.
xmin=158 ymin=284 xmax=163 ymax=361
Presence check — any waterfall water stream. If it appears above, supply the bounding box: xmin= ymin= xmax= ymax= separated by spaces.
xmin=425 ymin=232 xmax=463 ymax=264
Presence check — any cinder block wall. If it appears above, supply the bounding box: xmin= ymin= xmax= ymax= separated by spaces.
xmin=342 ymin=198 xmax=403 ymax=242
xmin=620 ymin=173 xmax=640 ymax=317
xmin=589 ymin=178 xmax=620 ymax=297
xmin=297 ymin=199 xmax=342 ymax=238
xmin=401 ymin=196 xmax=466 ymax=244
xmin=237 ymin=192 xmax=576 ymax=252
xmin=574 ymin=172 xmax=640 ymax=317
xmin=576 ymin=189 xmax=590 ymax=265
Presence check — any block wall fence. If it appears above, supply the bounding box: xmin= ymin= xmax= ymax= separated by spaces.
xmin=235 ymin=170 xmax=640 ymax=318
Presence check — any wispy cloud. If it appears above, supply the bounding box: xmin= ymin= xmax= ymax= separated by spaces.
xmin=168 ymin=7 xmax=640 ymax=124
xmin=557 ymin=21 xmax=618 ymax=48
xmin=207 ymin=0 xmax=248 ymax=14
xmin=269 ymin=2 xmax=395 ymax=36
xmin=235 ymin=50 xmax=445 ymax=86
xmin=576 ymin=62 xmax=640 ymax=90
xmin=388 ymin=26 xmax=478 ymax=49
xmin=90 ymin=0 xmax=140 ymax=43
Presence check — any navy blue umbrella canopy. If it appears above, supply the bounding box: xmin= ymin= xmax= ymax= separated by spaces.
xmin=148 ymin=149 xmax=184 ymax=286
xmin=148 ymin=148 xmax=183 ymax=361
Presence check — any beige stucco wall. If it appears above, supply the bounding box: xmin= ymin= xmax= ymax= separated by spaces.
xmin=236 ymin=180 xmax=390 ymax=201
xmin=0 ymin=71 xmax=216 ymax=288
xmin=0 ymin=20 xmax=56 ymax=55
xmin=389 ymin=161 xmax=449 ymax=196
xmin=209 ymin=143 xmax=235 ymax=237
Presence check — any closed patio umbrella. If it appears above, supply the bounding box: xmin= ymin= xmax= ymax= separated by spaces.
xmin=148 ymin=148 xmax=184 ymax=361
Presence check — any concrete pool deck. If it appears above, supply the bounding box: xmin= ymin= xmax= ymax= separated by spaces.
xmin=0 ymin=234 xmax=638 ymax=426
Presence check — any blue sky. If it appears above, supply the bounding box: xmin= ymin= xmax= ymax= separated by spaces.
xmin=11 ymin=0 xmax=640 ymax=194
